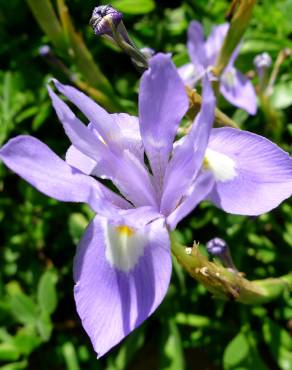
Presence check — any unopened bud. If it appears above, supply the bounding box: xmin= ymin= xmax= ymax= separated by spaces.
xmin=206 ymin=238 xmax=237 ymax=272
xmin=90 ymin=5 xmax=122 ymax=36
xmin=39 ymin=45 xmax=51 ymax=57
xmin=90 ymin=5 xmax=149 ymax=72
xmin=254 ymin=52 xmax=272 ymax=71
xmin=254 ymin=52 xmax=272 ymax=92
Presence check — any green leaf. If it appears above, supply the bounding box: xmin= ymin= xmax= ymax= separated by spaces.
xmin=223 ymin=332 xmax=249 ymax=369
xmin=159 ymin=319 xmax=185 ymax=370
xmin=107 ymin=329 xmax=145 ymax=370
xmin=68 ymin=213 xmax=88 ymax=245
xmin=36 ymin=312 xmax=53 ymax=342
xmin=175 ymin=313 xmax=211 ymax=328
xmin=110 ymin=0 xmax=155 ymax=14
xmin=223 ymin=329 xmax=269 ymax=370
xmin=13 ymin=327 xmax=41 ymax=356
xmin=37 ymin=270 xmax=58 ymax=315
xmin=0 ymin=343 xmax=20 ymax=362
xmin=62 ymin=342 xmax=80 ymax=370
xmin=10 ymin=293 xmax=38 ymax=325
xmin=0 ymin=361 xmax=28 ymax=370
xmin=270 ymin=80 xmax=292 ymax=109
xmin=263 ymin=318 xmax=292 ymax=370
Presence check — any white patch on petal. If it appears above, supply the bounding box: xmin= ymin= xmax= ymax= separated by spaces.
xmin=221 ymin=67 xmax=236 ymax=88
xmin=203 ymin=148 xmax=237 ymax=182
xmin=104 ymin=222 xmax=148 ymax=272
xmin=178 ymin=63 xmax=195 ymax=80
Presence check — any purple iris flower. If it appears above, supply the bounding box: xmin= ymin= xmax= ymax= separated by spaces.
xmin=1 ymin=53 xmax=292 ymax=357
xmin=178 ymin=21 xmax=257 ymax=115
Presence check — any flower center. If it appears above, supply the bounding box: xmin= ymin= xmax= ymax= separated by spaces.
xmin=104 ymin=222 xmax=147 ymax=272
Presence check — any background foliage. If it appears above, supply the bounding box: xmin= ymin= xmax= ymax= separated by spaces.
xmin=0 ymin=0 xmax=292 ymax=369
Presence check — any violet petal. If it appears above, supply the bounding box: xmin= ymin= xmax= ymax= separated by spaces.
xmin=206 ymin=127 xmax=292 ymax=215
xmin=139 ymin=53 xmax=189 ymax=191
xmin=73 ymin=215 xmax=171 ymax=358
xmin=0 ymin=135 xmax=129 ymax=213
xmin=220 ymin=68 xmax=257 ymax=115
xmin=161 ymin=76 xmax=215 ymax=216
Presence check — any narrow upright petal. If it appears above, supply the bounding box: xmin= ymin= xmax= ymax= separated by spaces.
xmin=160 ymin=77 xmax=215 ymax=215
xmin=167 ymin=172 xmax=214 ymax=229
xmin=49 ymin=87 xmax=157 ymax=208
xmin=187 ymin=21 xmax=208 ymax=78
xmin=66 ymin=145 xmax=98 ymax=176
xmin=220 ymin=68 xmax=257 ymax=115
xmin=205 ymin=23 xmax=229 ymax=66
xmin=51 ymin=79 xmax=122 ymax=149
xmin=205 ymin=128 xmax=292 ymax=215
xmin=177 ymin=62 xmax=197 ymax=87
xmin=73 ymin=215 xmax=171 ymax=358
xmin=48 ymin=87 xmax=111 ymax=169
xmin=139 ymin=53 xmax=189 ymax=190
xmin=111 ymin=113 xmax=144 ymax=163
xmin=0 ymin=135 xmax=129 ymax=213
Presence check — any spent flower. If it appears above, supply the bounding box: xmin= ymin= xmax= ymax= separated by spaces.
xmin=1 ymin=54 xmax=292 ymax=357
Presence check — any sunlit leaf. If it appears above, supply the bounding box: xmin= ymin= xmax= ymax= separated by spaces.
xmin=110 ymin=0 xmax=155 ymax=14
xmin=159 ymin=319 xmax=185 ymax=370
xmin=10 ymin=293 xmax=38 ymax=325
xmin=37 ymin=270 xmax=58 ymax=315
xmin=263 ymin=318 xmax=292 ymax=370
xmin=270 ymin=80 xmax=292 ymax=109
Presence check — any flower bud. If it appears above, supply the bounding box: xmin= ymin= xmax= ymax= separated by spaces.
xmin=253 ymin=52 xmax=272 ymax=92
xmin=39 ymin=45 xmax=51 ymax=57
xmin=90 ymin=5 xmax=149 ymax=72
xmin=254 ymin=52 xmax=272 ymax=72
xmin=90 ymin=5 xmax=123 ymax=36
xmin=206 ymin=237 xmax=237 ymax=271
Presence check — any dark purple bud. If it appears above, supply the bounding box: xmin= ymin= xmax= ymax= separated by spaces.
xmin=90 ymin=5 xmax=123 ymax=36
xmin=206 ymin=238 xmax=237 ymax=271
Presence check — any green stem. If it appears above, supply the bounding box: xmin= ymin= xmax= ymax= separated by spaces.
xmin=214 ymin=0 xmax=256 ymax=76
xmin=110 ymin=21 xmax=149 ymax=71
xmin=185 ymin=86 xmax=239 ymax=129
xmin=170 ymin=233 xmax=292 ymax=305
xmin=26 ymin=0 xmax=67 ymax=50
xmin=266 ymin=48 xmax=292 ymax=96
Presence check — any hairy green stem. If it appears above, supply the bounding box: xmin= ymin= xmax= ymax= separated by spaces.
xmin=171 ymin=234 xmax=291 ymax=305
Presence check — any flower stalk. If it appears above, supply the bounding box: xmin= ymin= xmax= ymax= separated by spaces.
xmin=27 ymin=0 xmax=122 ymax=111
xmin=185 ymin=86 xmax=239 ymax=129
xmin=266 ymin=48 xmax=292 ymax=96
xmin=171 ymin=233 xmax=292 ymax=305
xmin=254 ymin=49 xmax=291 ymax=140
